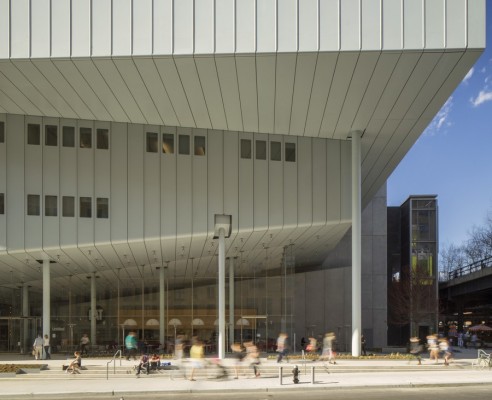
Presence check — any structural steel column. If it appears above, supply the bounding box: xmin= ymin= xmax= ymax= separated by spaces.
xmin=218 ymin=228 xmax=226 ymax=359
xmin=229 ymin=257 xmax=235 ymax=347
xmin=159 ymin=266 xmax=165 ymax=349
xmin=351 ymin=130 xmax=362 ymax=357
xmin=42 ymin=260 xmax=50 ymax=341
xmin=91 ymin=273 xmax=97 ymax=345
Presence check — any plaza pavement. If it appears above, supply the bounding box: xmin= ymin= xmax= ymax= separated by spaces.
xmin=0 ymin=348 xmax=491 ymax=398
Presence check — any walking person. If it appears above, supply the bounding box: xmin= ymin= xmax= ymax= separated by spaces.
xmin=43 ymin=334 xmax=51 ymax=360
xmin=231 ymin=343 xmax=245 ymax=379
xmin=409 ymin=337 xmax=423 ymax=365
xmin=188 ymin=340 xmax=204 ymax=381
xmin=320 ymin=332 xmax=337 ymax=364
xmin=125 ymin=331 xmax=138 ymax=361
xmin=33 ymin=334 xmax=43 ymax=360
xmin=80 ymin=333 xmax=90 ymax=356
xmin=276 ymin=333 xmax=289 ymax=363
xmin=361 ymin=334 xmax=367 ymax=356
xmin=244 ymin=341 xmax=261 ymax=377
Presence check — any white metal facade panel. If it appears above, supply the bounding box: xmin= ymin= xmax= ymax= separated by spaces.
xmin=382 ymin=0 xmax=402 ymax=50
xmin=176 ymin=127 xmax=193 ymax=238
xmin=174 ymin=0 xmax=194 ymax=55
xmin=94 ymin=121 xmax=111 ymax=245
xmin=274 ymin=54 xmax=296 ymax=134
xmin=133 ymin=0 xmax=153 ymax=55
xmin=0 ymin=0 xmax=9 ymax=58
xmin=110 ymin=122 xmax=128 ymax=243
xmin=236 ymin=56 xmax=258 ymax=133
xmin=425 ymin=0 xmax=445 ymax=49
xmin=468 ymin=0 xmax=486 ymax=49
xmin=223 ymin=132 xmax=238 ymax=232
xmin=403 ymin=0 xmax=423 ymax=50
xmin=236 ymin=0 xmax=256 ymax=53
xmin=312 ymin=138 xmax=327 ymax=225
xmin=215 ymin=57 xmax=242 ymax=131
xmin=283 ymin=137 xmax=297 ymax=228
xmin=326 ymin=139 xmax=340 ymax=223
xmin=51 ymin=0 xmax=71 ymax=57
xmin=161 ymin=126 xmax=177 ymax=238
xmin=277 ymin=0 xmax=297 ymax=52
xmin=31 ymin=0 xmax=50 ymax=58
xmin=253 ymin=133 xmax=268 ymax=231
xmin=256 ymin=0 xmax=276 ymax=53
xmin=192 ymin=129 xmax=208 ymax=236
xmin=77 ymin=120 xmax=94 ymax=247
xmin=153 ymin=0 xmax=174 ymax=54
xmin=256 ymin=55 xmax=276 ymax=134
xmin=340 ymin=0 xmax=360 ymax=51
xmin=299 ymin=0 xmax=318 ymax=51
xmin=319 ymin=0 xmax=339 ymax=51
xmin=206 ymin=130 xmax=224 ymax=232
xmin=238 ymin=132 xmax=254 ymax=232
xmin=144 ymin=125 xmax=161 ymax=240
xmin=195 ymin=0 xmax=214 ymax=54
xmin=215 ymin=0 xmax=235 ymax=54
xmin=446 ymin=0 xmax=467 ymax=49
xmin=92 ymin=0 xmax=112 ymax=57
xmin=174 ymin=58 xmax=211 ymax=129
xmin=268 ymin=136 xmax=283 ymax=229
xmin=72 ymin=0 xmax=91 ymax=57
xmin=10 ymin=0 xmax=29 ymax=59
xmin=290 ymin=53 xmax=317 ymax=136
xmin=113 ymin=0 xmax=132 ymax=56
xmin=361 ymin=0 xmax=380 ymax=50
xmin=127 ymin=124 xmax=144 ymax=242
xmin=0 ymin=71 xmax=40 ymax=116
xmin=0 ymin=115 xmax=5 ymax=251
xmin=194 ymin=57 xmax=227 ymax=130
xmin=339 ymin=141 xmax=351 ymax=222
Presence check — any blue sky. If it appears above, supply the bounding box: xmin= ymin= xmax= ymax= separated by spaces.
xmin=387 ymin=10 xmax=491 ymax=248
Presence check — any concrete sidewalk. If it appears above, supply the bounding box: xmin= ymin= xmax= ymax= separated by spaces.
xmin=0 ymin=348 xmax=491 ymax=398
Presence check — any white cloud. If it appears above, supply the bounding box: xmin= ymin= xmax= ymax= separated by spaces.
xmin=463 ymin=67 xmax=474 ymax=83
xmin=471 ymin=90 xmax=492 ymax=107
xmin=424 ymin=96 xmax=453 ymax=136
xmin=481 ymin=67 xmax=487 ymax=74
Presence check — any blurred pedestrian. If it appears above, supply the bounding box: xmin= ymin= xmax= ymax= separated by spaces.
xmin=33 ymin=334 xmax=43 ymax=360
xmin=409 ymin=337 xmax=423 ymax=365
xmin=125 ymin=331 xmax=138 ymax=361
xmin=427 ymin=334 xmax=439 ymax=363
xmin=320 ymin=332 xmax=336 ymax=364
xmin=231 ymin=343 xmax=245 ymax=379
xmin=135 ymin=353 xmax=150 ymax=376
xmin=80 ymin=333 xmax=90 ymax=356
xmin=43 ymin=334 xmax=51 ymax=359
xmin=188 ymin=340 xmax=204 ymax=381
xmin=244 ymin=341 xmax=261 ymax=377
xmin=276 ymin=333 xmax=289 ymax=363
xmin=361 ymin=334 xmax=367 ymax=356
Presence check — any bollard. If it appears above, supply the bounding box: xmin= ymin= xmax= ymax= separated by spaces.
xmin=311 ymin=366 xmax=315 ymax=384
xmin=292 ymin=365 xmax=299 ymax=384
xmin=279 ymin=366 xmax=283 ymax=385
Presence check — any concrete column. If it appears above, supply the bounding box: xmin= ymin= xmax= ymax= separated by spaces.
xmin=229 ymin=257 xmax=235 ymax=348
xmin=91 ymin=273 xmax=97 ymax=345
xmin=351 ymin=130 xmax=362 ymax=357
xmin=22 ymin=284 xmax=29 ymax=353
xmin=42 ymin=260 xmax=50 ymax=341
xmin=159 ymin=266 xmax=165 ymax=349
xmin=218 ymin=228 xmax=226 ymax=359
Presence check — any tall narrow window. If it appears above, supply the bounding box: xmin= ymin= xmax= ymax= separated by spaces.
xmin=63 ymin=126 xmax=75 ymax=147
xmin=45 ymin=125 xmax=58 ymax=146
xmin=0 ymin=121 xmax=4 ymax=143
xmin=80 ymin=127 xmax=92 ymax=148
xmin=96 ymin=129 xmax=109 ymax=149
xmin=241 ymin=139 xmax=252 ymax=159
xmin=27 ymin=194 xmax=40 ymax=216
xmin=162 ymin=133 xmax=174 ymax=154
xmin=146 ymin=132 xmax=158 ymax=153
xmin=80 ymin=197 xmax=92 ymax=218
xmin=256 ymin=140 xmax=266 ymax=160
xmin=45 ymin=195 xmax=58 ymax=216
xmin=27 ymin=124 xmax=40 ymax=145
xmin=62 ymin=196 xmax=75 ymax=217
xmin=0 ymin=193 xmax=4 ymax=214
xmin=178 ymin=134 xmax=190 ymax=155
xmin=285 ymin=142 xmax=296 ymax=162
xmin=97 ymin=197 xmax=109 ymax=218
xmin=270 ymin=141 xmax=281 ymax=161
xmin=194 ymin=136 xmax=206 ymax=155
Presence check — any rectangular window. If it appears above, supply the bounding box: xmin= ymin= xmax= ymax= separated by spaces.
xmin=96 ymin=197 xmax=109 ymax=218
xmin=96 ymin=128 xmax=109 ymax=149
xmin=27 ymin=124 xmax=41 ymax=145
xmin=0 ymin=193 xmax=4 ymax=214
xmin=270 ymin=141 xmax=281 ymax=161
xmin=62 ymin=196 xmax=75 ymax=217
xmin=0 ymin=121 xmax=4 ymax=143
xmin=27 ymin=194 xmax=40 ymax=216
xmin=256 ymin=140 xmax=266 ymax=160
xmin=285 ymin=142 xmax=296 ymax=162
xmin=178 ymin=134 xmax=190 ymax=155
xmin=194 ymin=136 xmax=206 ymax=155
xmin=45 ymin=125 xmax=58 ymax=146
xmin=80 ymin=197 xmax=92 ymax=218
xmin=146 ymin=132 xmax=158 ymax=153
xmin=80 ymin=127 xmax=92 ymax=148
xmin=162 ymin=133 xmax=174 ymax=154
xmin=241 ymin=139 xmax=252 ymax=159
xmin=62 ymin=126 xmax=75 ymax=147
xmin=45 ymin=195 xmax=58 ymax=216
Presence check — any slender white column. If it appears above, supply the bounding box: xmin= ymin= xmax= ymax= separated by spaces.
xmin=42 ymin=260 xmax=50 ymax=341
xmin=229 ymin=257 xmax=235 ymax=348
xmin=91 ymin=273 xmax=97 ymax=345
xmin=22 ymin=284 xmax=29 ymax=353
xmin=351 ymin=130 xmax=362 ymax=357
xmin=218 ymin=228 xmax=226 ymax=359
xmin=159 ymin=266 xmax=165 ymax=348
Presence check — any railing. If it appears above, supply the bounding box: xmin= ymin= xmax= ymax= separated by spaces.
xmin=441 ymin=255 xmax=492 ymax=282
xmin=106 ymin=349 xmax=123 ymax=380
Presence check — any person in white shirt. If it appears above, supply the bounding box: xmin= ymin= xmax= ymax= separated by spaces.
xmin=43 ymin=334 xmax=51 ymax=359
xmin=33 ymin=334 xmax=43 ymax=360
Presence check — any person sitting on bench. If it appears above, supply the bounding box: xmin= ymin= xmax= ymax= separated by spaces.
xmin=66 ymin=351 xmax=82 ymax=374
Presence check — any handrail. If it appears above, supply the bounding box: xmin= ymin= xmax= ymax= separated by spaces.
xmin=443 ymin=255 xmax=492 ymax=282
xmin=106 ymin=349 xmax=122 ymax=380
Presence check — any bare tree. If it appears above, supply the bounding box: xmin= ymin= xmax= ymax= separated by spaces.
xmin=439 ymin=243 xmax=467 ymax=277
